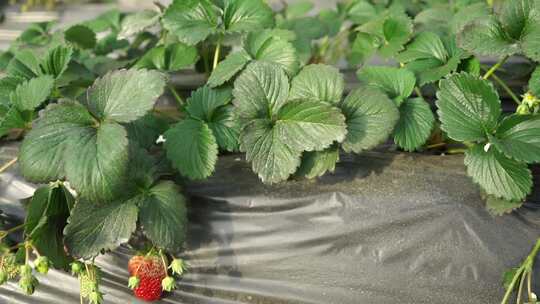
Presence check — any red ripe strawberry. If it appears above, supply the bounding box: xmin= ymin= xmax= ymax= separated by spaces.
xmin=128 ymin=255 xmax=167 ymax=301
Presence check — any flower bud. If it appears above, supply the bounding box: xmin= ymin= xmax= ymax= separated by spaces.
xmin=34 ymin=256 xmax=49 ymax=274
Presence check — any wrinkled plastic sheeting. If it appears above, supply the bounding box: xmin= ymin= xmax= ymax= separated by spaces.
xmin=1 ymin=142 xmax=539 ymax=304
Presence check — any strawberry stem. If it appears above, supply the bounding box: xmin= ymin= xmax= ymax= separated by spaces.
xmin=24 ymin=241 xmax=32 ymax=265
xmin=159 ymin=250 xmax=169 ymax=275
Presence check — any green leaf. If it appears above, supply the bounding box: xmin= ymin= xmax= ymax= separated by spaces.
xmin=318 ymin=9 xmax=342 ymax=37
xmin=357 ymin=66 xmax=416 ymax=105
xmin=19 ymin=101 xmax=94 ymax=182
xmin=232 ymin=61 xmax=289 ymax=119
xmin=347 ymin=0 xmax=377 ymax=24
xmin=64 ymin=199 xmax=138 ymax=259
xmin=398 ymin=32 xmax=448 ymax=63
xmin=222 ymin=0 xmax=274 ymax=33
xmin=460 ymin=57 xmax=482 ymax=77
xmin=436 ymin=72 xmax=501 ymax=142
xmin=82 ymin=9 xmax=121 ymax=33
xmin=0 ymin=76 xmax=24 ymax=105
xmin=451 ymin=3 xmax=491 ymax=34
xmin=25 ymin=184 xmax=73 ymax=269
xmin=208 ymin=50 xmax=251 ymax=87
xmin=340 ymin=86 xmax=399 ymax=153
xmin=85 ymin=69 xmax=166 ymax=123
xmin=379 ymin=15 xmax=413 ymax=57
xmin=185 ymin=86 xmax=239 ymax=151
xmin=521 ymin=23 xmax=540 ymax=62
xmin=278 ymin=16 xmax=326 ymax=41
xmin=19 ymin=101 xmax=130 ymax=203
xmin=458 ymin=0 xmax=540 ymax=60
xmin=134 ymin=47 xmax=166 ymax=70
xmin=349 ymin=32 xmax=380 ymax=65
xmin=185 ymin=85 xmax=232 ymax=120
xmin=0 ymin=107 xmax=30 ymax=137
xmin=464 ymin=144 xmax=532 ymax=201
xmin=414 ymin=7 xmax=451 ymax=35
xmin=208 ymin=105 xmax=240 ymax=151
xmin=167 ymin=43 xmax=200 ymax=71
xmin=499 ymin=0 xmax=536 ymax=40
xmin=65 ymin=122 xmax=129 ymax=203
xmin=162 ymin=0 xmax=218 ymax=45
xmin=485 ymin=194 xmax=524 ymax=216
xmin=6 ymin=50 xmax=40 ymax=80
xmin=285 ymin=1 xmax=314 ymax=19
xmin=94 ymin=33 xmax=129 ymax=56
xmin=64 ymin=25 xmax=97 ymax=49
xmin=10 ymin=75 xmax=55 ymax=111
xmin=18 ymin=22 xmax=55 ymax=45
xmin=275 ymin=100 xmax=347 ymax=152
xmin=245 ymin=30 xmax=299 ymax=77
xmin=289 ymin=64 xmax=344 ymax=104
xmin=164 ymin=119 xmax=218 ymax=180
xmin=393 ymin=98 xmax=435 ymax=151
xmin=118 ymin=10 xmax=161 ymax=39
xmin=458 ymin=18 xmax=518 ymax=58
xmin=127 ymin=145 xmax=159 ymax=192
xmin=39 ymin=45 xmax=73 ymax=79
xmin=139 ymin=181 xmax=188 ymax=252
xmin=240 ymin=119 xmax=301 ymax=184
xmin=296 ymin=145 xmax=339 ymax=179
xmin=492 ymin=114 xmax=540 ymax=163
xmin=529 ymin=66 xmax=540 ymax=96
xmin=135 ymin=43 xmax=199 ymax=72
xmin=405 ymin=56 xmax=462 ymax=86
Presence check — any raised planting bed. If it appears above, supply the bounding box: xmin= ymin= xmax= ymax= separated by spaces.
xmin=0 ymin=0 xmax=540 ymax=304
xmin=1 ymin=145 xmax=539 ymax=304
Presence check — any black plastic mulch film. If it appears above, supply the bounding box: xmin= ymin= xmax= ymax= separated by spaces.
xmin=1 ymin=143 xmax=539 ymax=304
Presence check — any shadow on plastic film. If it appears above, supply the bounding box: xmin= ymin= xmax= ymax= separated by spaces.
xmin=178 ymin=196 xmax=242 ymax=301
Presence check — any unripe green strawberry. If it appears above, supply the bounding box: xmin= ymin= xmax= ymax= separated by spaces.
xmin=170 ymin=258 xmax=187 ymax=276
xmin=161 ymin=276 xmax=175 ymax=292
xmin=34 ymin=256 xmax=49 ymax=274
xmin=71 ymin=261 xmax=83 ymax=275
xmin=19 ymin=265 xmax=32 ymax=277
xmin=0 ymin=270 xmax=8 ymax=285
xmin=517 ymin=103 xmax=531 ymax=115
xmin=18 ymin=274 xmax=38 ymax=295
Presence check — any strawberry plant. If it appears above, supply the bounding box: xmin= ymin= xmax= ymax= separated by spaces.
xmin=0 ymin=0 xmax=540 ymax=303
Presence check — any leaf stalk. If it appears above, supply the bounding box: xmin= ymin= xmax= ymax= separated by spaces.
xmin=168 ymin=85 xmax=184 ymax=107
xmin=483 ymin=56 xmax=508 ymax=80
xmin=501 ymin=238 xmax=540 ymax=304
xmin=0 ymin=157 xmax=18 ymax=174
xmin=213 ymin=41 xmax=222 ymax=70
